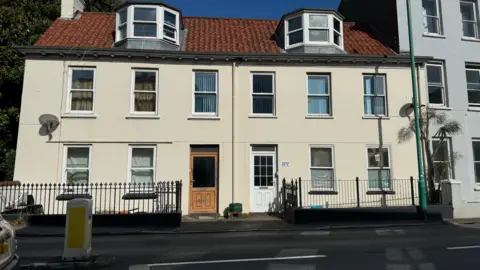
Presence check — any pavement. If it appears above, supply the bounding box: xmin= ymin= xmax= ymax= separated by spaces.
xmin=17 ymin=223 xmax=480 ymax=270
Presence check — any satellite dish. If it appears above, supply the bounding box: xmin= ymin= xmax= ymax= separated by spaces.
xmin=38 ymin=114 xmax=60 ymax=140
xmin=399 ymin=103 xmax=414 ymax=118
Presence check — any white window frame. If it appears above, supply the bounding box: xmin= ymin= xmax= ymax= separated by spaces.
xmin=363 ymin=74 xmax=388 ymax=116
xmin=67 ymin=67 xmax=96 ymax=114
xmin=426 ymin=61 xmax=447 ymax=107
xmin=461 ymin=0 xmax=479 ymax=39
xmin=432 ymin=138 xmax=454 ymax=182
xmin=132 ymin=5 xmax=158 ymax=39
xmin=127 ymin=145 xmax=157 ymax=190
xmin=473 ymin=139 xmax=480 ymax=183
xmin=192 ymin=71 xmax=218 ymax=116
xmin=163 ymin=8 xmax=178 ymax=43
xmin=116 ymin=8 xmax=128 ymax=42
xmin=423 ymin=0 xmax=443 ymax=35
xmin=332 ymin=17 xmax=343 ymax=48
xmin=251 ymin=72 xmax=276 ymax=116
xmin=466 ymin=66 xmax=480 ymax=106
xmin=286 ymin=16 xmax=303 ymax=48
xmin=366 ymin=146 xmax=392 ymax=191
xmin=308 ymin=14 xmax=330 ymax=44
xmin=130 ymin=69 xmax=159 ymax=115
xmin=309 ymin=146 xmax=335 ymax=190
xmin=62 ymin=145 xmax=92 ymax=187
xmin=307 ymin=74 xmax=331 ymax=116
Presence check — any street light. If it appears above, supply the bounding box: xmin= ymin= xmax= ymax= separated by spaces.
xmin=406 ymin=0 xmax=427 ymax=213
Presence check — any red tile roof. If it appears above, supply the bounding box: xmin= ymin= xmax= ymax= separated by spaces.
xmin=35 ymin=12 xmax=395 ymax=56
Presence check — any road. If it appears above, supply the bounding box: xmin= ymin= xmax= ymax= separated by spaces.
xmin=17 ymin=224 xmax=480 ymax=270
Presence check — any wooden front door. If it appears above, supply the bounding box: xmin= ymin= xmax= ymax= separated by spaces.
xmin=189 ymin=152 xmax=217 ymax=214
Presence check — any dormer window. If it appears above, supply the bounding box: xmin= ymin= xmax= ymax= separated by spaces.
xmin=284 ymin=11 xmax=344 ymax=50
xmin=116 ymin=5 xmax=180 ymax=44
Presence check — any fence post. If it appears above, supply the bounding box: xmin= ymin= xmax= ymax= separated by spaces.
xmin=175 ymin=181 xmax=181 ymax=213
xmin=410 ymin=176 xmax=415 ymax=206
xmin=282 ymin=178 xmax=286 ymax=214
xmin=298 ymin=177 xmax=302 ymax=208
xmin=356 ymin=177 xmax=360 ymax=208
xmin=290 ymin=179 xmax=295 ymax=207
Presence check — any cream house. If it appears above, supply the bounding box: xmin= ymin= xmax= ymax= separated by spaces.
xmin=13 ymin=0 xmax=430 ymax=215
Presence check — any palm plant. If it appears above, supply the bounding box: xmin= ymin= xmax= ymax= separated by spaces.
xmin=397 ymin=107 xmax=461 ymax=203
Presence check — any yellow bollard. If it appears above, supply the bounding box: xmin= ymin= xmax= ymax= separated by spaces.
xmin=62 ymin=198 xmax=92 ymax=261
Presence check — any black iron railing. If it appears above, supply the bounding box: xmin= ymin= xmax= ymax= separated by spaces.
xmin=282 ymin=177 xmax=419 ymax=210
xmin=0 ymin=181 xmax=182 ymax=215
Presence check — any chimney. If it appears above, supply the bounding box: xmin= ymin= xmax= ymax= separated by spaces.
xmin=61 ymin=0 xmax=86 ymax=19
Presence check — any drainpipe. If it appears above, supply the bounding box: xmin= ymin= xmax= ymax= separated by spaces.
xmin=231 ymin=60 xmax=236 ymax=203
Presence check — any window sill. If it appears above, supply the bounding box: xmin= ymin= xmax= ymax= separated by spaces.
xmin=249 ymin=115 xmax=277 ymax=119
xmin=305 ymin=115 xmax=333 ymax=119
xmin=61 ymin=114 xmax=97 ymax=119
xmin=428 ymin=106 xmax=452 ymax=111
xmin=366 ymin=190 xmax=395 ymax=195
xmin=474 ymin=187 xmax=480 ymax=192
xmin=468 ymin=107 xmax=480 ymax=112
xmin=56 ymin=193 xmax=93 ymax=201
xmin=308 ymin=190 xmax=338 ymax=195
xmin=125 ymin=115 xmax=160 ymax=120
xmin=462 ymin=37 xmax=480 ymax=43
xmin=423 ymin=33 xmax=446 ymax=39
xmin=362 ymin=116 xmax=390 ymax=120
xmin=188 ymin=116 xmax=221 ymax=121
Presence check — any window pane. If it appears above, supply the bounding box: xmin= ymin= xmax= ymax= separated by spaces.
xmin=311 ymin=169 xmax=334 ymax=189
xmin=72 ymin=70 xmax=94 ymax=89
xmin=367 ymin=148 xmax=389 ymax=167
xmin=427 ymin=65 xmax=443 ymax=84
xmin=311 ymin=148 xmax=332 ymax=167
xmin=468 ymin=90 xmax=480 ymax=104
xmin=463 ymin=21 xmax=477 ymax=38
xmin=119 ymin=25 xmax=127 ymax=40
xmin=131 ymin=170 xmax=153 ymax=184
xmin=308 ymin=96 xmax=329 ymax=114
xmin=135 ymin=71 xmax=156 ymax=91
xmin=288 ymin=30 xmax=303 ymax=45
xmin=252 ymin=75 xmax=273 ymax=93
xmin=308 ymin=76 xmax=328 ymax=94
xmin=134 ymin=23 xmax=157 ymax=37
xmin=67 ymin=148 xmax=89 ymax=168
xmin=164 ymin=10 xmax=176 ymax=26
xmin=134 ymin=92 xmax=156 ymax=112
xmin=434 ymin=162 xmax=450 ymax=182
xmin=163 ymin=25 xmax=176 ymax=39
xmin=475 ymin=163 xmax=480 ymax=183
xmin=473 ymin=141 xmax=480 ymax=161
xmin=195 ymin=73 xmax=216 ymax=92
xmin=119 ymin=9 xmax=127 ymax=24
xmin=309 ymin=29 xmax=329 ymax=42
xmin=423 ymin=0 xmax=438 ymax=16
xmin=461 ymin=3 xmax=475 ymax=21
xmin=132 ymin=148 xmax=154 ymax=168
xmin=433 ymin=140 xmax=448 ymax=162
xmin=428 ymin=86 xmax=444 ymax=104
xmin=134 ymin=7 xmax=156 ymax=21
xmin=466 ymin=70 xmax=480 ymax=84
xmin=374 ymin=76 xmax=385 ymax=95
xmin=288 ymin=16 xmax=302 ymax=31
xmin=365 ymin=96 xmax=385 ymax=115
xmin=195 ymin=93 xmax=217 ymax=113
xmin=66 ymin=169 xmax=89 ymax=185
xmin=71 ymin=91 xmax=93 ymax=111
xmin=364 ymin=76 xmax=374 ymax=94
xmin=426 ymin=17 xmax=440 ymax=33
xmin=309 ymin=15 xmax=328 ymax=28
xmin=253 ymin=96 xmax=274 ymax=114
xmin=334 ymin=32 xmax=341 ymax=46
xmin=334 ymin=18 xmax=341 ymax=32
xmin=368 ymin=169 xmax=391 ymax=189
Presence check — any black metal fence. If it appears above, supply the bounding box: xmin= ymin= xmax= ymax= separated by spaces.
xmin=0 ymin=181 xmax=182 ymax=215
xmin=282 ymin=177 xmax=420 ymax=210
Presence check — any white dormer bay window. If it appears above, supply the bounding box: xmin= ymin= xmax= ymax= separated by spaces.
xmin=285 ymin=12 xmax=344 ymax=50
xmin=116 ymin=5 xmax=180 ymax=44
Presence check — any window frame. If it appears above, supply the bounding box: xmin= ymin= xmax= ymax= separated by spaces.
xmin=62 ymin=145 xmax=92 ymax=187
xmin=116 ymin=7 xmax=128 ymax=41
xmin=307 ymin=14 xmax=330 ymax=44
xmin=162 ymin=7 xmax=179 ymax=43
xmin=363 ymin=74 xmax=388 ymax=117
xmin=431 ymin=137 xmax=454 ymax=182
xmin=132 ymin=5 xmax=158 ymax=39
xmin=127 ymin=145 xmax=157 ymax=190
xmin=426 ymin=61 xmax=448 ymax=107
xmin=306 ymin=74 xmax=331 ymax=116
xmin=332 ymin=17 xmax=343 ymax=47
xmin=472 ymin=139 xmax=480 ymax=183
xmin=460 ymin=0 xmax=479 ymax=39
xmin=192 ymin=70 xmax=218 ymax=116
xmin=67 ymin=67 xmax=96 ymax=114
xmin=251 ymin=72 xmax=276 ymax=116
xmin=466 ymin=65 xmax=480 ymax=106
xmin=130 ymin=69 xmax=159 ymax=115
xmin=366 ymin=146 xmax=392 ymax=191
xmin=309 ymin=145 xmax=335 ymax=190
xmin=286 ymin=16 xmax=304 ymax=48
xmin=423 ymin=0 xmax=443 ymax=35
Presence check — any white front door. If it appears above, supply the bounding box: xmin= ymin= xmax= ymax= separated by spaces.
xmin=251 ymin=150 xmax=277 ymax=213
